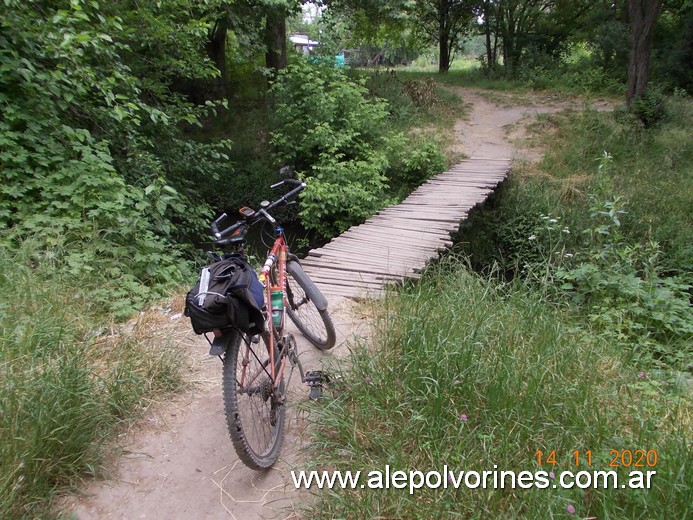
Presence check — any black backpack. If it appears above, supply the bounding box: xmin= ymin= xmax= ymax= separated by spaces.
xmin=184 ymin=255 xmax=265 ymax=336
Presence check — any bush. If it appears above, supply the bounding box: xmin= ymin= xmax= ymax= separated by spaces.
xmin=270 ymin=61 xmax=395 ymax=236
xmin=630 ymin=87 xmax=668 ymax=128
xmin=0 ymin=0 xmax=231 ymax=313
xmin=386 ymin=134 xmax=447 ymax=198
xmin=519 ymin=197 xmax=693 ymax=369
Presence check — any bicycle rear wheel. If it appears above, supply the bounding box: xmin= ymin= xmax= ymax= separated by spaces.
xmin=222 ymin=331 xmax=285 ymax=470
xmin=284 ymin=260 xmax=336 ymax=350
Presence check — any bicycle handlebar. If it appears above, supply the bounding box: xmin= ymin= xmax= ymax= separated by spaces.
xmin=210 ymin=181 xmax=307 ymax=242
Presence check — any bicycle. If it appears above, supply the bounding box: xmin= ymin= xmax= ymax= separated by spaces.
xmin=204 ymin=179 xmax=335 ymax=470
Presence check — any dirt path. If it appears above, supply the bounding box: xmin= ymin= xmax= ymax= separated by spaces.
xmin=62 ymin=88 xmax=612 ymax=520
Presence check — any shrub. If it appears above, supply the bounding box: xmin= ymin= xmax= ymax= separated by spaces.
xmin=270 ymin=61 xmax=395 ymax=236
xmin=0 ymin=0 xmax=231 ymax=313
xmin=552 ymin=197 xmax=692 ymax=369
xmin=386 ymin=134 xmax=447 ymax=198
xmin=630 ymin=87 xmax=668 ymax=128
xmin=504 ymin=195 xmax=693 ymax=370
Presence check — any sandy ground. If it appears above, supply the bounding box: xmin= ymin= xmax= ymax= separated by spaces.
xmin=60 ymin=88 xmax=613 ymax=520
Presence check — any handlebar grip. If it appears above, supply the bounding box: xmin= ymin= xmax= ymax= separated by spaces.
xmin=271 ymin=178 xmax=304 ymax=190
xmin=210 ymin=212 xmax=227 ymax=238
xmin=210 ymin=221 xmax=220 ymax=238
xmin=214 ymin=237 xmax=235 ymax=247
xmin=217 ymin=221 xmax=243 ymax=239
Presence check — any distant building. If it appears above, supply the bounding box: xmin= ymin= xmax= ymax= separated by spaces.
xmin=289 ymin=34 xmax=320 ymax=55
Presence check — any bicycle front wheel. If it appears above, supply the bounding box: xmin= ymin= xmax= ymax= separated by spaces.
xmin=285 ymin=260 xmax=336 ymax=350
xmin=222 ymin=331 xmax=286 ymax=470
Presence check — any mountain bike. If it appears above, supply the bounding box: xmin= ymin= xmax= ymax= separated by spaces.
xmin=206 ymin=179 xmax=335 ymax=470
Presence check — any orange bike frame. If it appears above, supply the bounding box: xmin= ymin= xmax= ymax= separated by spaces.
xmin=258 ymin=235 xmax=288 ymax=388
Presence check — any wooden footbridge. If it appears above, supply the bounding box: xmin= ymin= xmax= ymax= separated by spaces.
xmin=300 ymin=158 xmax=511 ymax=299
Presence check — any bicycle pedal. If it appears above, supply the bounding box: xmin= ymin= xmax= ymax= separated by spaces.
xmin=305 ymin=370 xmax=329 ymax=401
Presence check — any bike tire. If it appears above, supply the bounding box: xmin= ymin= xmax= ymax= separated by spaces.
xmin=284 ymin=260 xmax=336 ymax=350
xmin=222 ymin=330 xmax=286 ymax=470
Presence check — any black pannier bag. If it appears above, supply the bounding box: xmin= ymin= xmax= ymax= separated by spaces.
xmin=185 ymin=254 xmax=265 ymax=336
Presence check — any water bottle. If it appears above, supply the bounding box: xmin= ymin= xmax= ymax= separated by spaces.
xmin=270 ymin=286 xmax=284 ymax=329
xmin=197 ymin=267 xmax=211 ymax=307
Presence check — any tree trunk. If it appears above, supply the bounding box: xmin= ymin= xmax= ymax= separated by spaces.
xmin=626 ymin=0 xmax=663 ymax=106
xmin=438 ymin=0 xmax=452 ymax=73
xmin=439 ymin=28 xmax=451 ymax=73
xmin=484 ymin=1 xmax=494 ymax=66
xmin=265 ymin=10 xmax=287 ymax=75
xmin=207 ymin=20 xmax=230 ymax=98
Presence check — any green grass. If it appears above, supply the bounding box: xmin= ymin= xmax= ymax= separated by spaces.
xmin=460 ymin=95 xmax=693 ymax=275
xmin=0 ymin=241 xmax=185 ymax=519
xmin=305 ymin=261 xmax=692 ymax=518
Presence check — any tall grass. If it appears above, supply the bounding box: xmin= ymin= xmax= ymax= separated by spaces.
xmin=305 ymin=261 xmax=692 ymax=518
xmin=0 ymin=241 xmax=184 ymax=518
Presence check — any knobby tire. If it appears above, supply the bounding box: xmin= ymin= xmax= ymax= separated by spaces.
xmin=222 ymin=330 xmax=285 ymax=470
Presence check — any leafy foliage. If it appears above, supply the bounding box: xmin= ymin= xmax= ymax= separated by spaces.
xmin=270 ymin=62 xmax=448 ymax=236
xmin=0 ymin=0 xmax=235 ymax=314
xmin=519 ymin=198 xmax=693 ymax=369
xmin=270 ymin=62 xmax=396 ymax=236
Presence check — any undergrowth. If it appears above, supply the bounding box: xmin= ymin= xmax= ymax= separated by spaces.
xmin=304 ymin=88 xmax=691 ymax=519
xmin=305 ymin=262 xmax=692 ymax=518
xmin=0 ymin=241 xmax=185 ymax=519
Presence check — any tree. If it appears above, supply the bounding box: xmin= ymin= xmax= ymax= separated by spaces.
xmin=476 ymin=0 xmax=596 ymax=77
xmin=412 ymin=0 xmax=479 ymax=73
xmin=265 ymin=6 xmax=290 ymax=72
xmin=0 ymin=0 xmax=231 ymax=298
xmin=626 ymin=0 xmax=663 ymax=105
xmin=321 ymin=0 xmax=416 ymax=65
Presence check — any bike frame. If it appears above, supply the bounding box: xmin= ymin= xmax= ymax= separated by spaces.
xmin=238 ymin=229 xmax=290 ymax=395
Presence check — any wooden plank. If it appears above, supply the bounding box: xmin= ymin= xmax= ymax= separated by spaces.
xmin=307 ymin=269 xmax=403 ymax=285
xmin=319 ymin=240 xmax=444 ymax=258
xmin=309 ymin=248 xmax=431 ymax=267
xmin=367 ymin=215 xmax=454 ymax=232
xmin=301 ymin=259 xmax=421 ymax=280
xmin=307 ymin=275 xmax=385 ymax=290
xmin=337 ymin=233 xmax=448 ymax=250
xmin=338 ymin=231 xmax=449 ymax=248
xmin=350 ymin=221 xmax=453 ymax=238
xmin=315 ymin=248 xmax=436 ymax=268
xmin=303 ymin=262 xmax=419 ymax=281
xmin=305 ymin=251 xmax=425 ymax=271
xmin=340 ymin=225 xmax=452 ymax=242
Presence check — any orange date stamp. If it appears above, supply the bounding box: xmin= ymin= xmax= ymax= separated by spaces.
xmin=535 ymin=449 xmax=658 ymax=468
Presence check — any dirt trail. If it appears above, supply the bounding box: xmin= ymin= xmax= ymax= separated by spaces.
xmin=62 ymin=88 xmax=612 ymax=520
